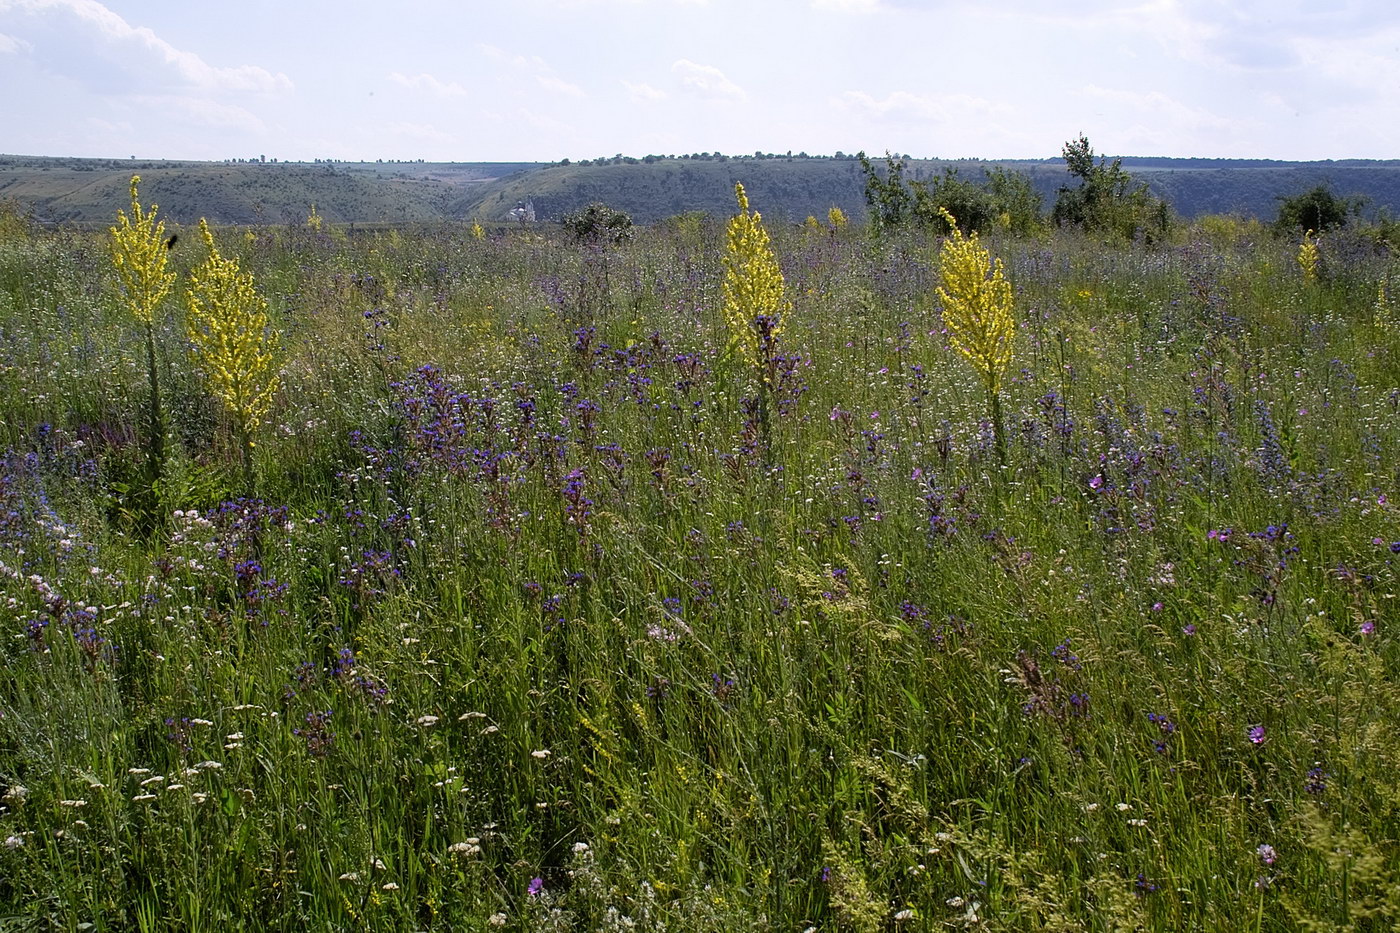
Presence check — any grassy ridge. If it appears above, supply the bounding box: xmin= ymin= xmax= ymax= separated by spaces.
xmin=9 ymin=153 xmax=1400 ymax=226
xmin=0 ymin=209 xmax=1398 ymax=930
xmin=0 ymin=157 xmax=537 ymax=225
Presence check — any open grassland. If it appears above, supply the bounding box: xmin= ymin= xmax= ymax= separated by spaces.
xmin=0 ymin=206 xmax=1399 ymax=931
xmin=10 ymin=153 xmax=1400 ymax=227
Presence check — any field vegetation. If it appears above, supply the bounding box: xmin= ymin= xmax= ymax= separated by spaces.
xmin=0 ymin=177 xmax=1399 ymax=931
xmin=10 ymin=151 xmax=1400 ymax=228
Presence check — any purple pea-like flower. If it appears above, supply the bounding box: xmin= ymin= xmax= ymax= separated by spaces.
xmin=1257 ymin=844 xmax=1277 ymax=866
xmin=1248 ymin=725 xmax=1266 ymax=745
xmin=527 ymin=876 xmax=544 ymax=897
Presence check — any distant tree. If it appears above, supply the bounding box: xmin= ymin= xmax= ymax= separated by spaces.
xmin=911 ymin=167 xmax=997 ymax=235
xmin=562 ymin=202 xmax=633 ymax=245
xmin=858 ymin=151 xmax=914 ymax=234
xmin=861 ymin=155 xmax=1042 ymax=237
xmin=1052 ymin=135 xmax=1170 ymax=242
xmin=984 ymin=166 xmax=1045 ymax=236
xmin=1273 ymin=185 xmax=1363 ymax=235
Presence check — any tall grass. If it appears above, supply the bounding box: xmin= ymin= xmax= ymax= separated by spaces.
xmin=0 ymin=212 xmax=1398 ymax=931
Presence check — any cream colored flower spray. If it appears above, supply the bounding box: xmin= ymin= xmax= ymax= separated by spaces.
xmin=935 ymin=209 xmax=1015 ymax=461
xmin=722 ymin=183 xmax=788 ymax=456
xmin=185 ymin=219 xmax=281 ymax=493
xmin=109 ymin=176 xmax=176 ymax=514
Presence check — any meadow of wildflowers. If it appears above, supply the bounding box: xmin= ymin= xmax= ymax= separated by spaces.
xmin=0 ymin=192 xmax=1398 ymax=931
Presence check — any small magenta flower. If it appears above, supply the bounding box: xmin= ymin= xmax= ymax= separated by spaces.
xmin=1257 ymin=844 xmax=1277 ymax=866
xmin=527 ymin=876 xmax=543 ymax=897
xmin=1248 ymin=725 xmax=1266 ymax=745
xmin=1360 ymin=620 xmax=1376 ymax=636
xmin=1182 ymin=624 xmax=1196 ymax=636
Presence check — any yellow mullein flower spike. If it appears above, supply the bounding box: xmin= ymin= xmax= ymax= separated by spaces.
xmin=109 ymin=176 xmax=175 ymax=325
xmin=828 ymin=206 xmax=848 ymax=230
xmin=185 ymin=219 xmax=281 ymax=445
xmin=935 ymin=208 xmax=1015 ymax=398
xmin=722 ymin=183 xmax=787 ymax=372
xmin=1297 ymin=230 xmax=1318 ymax=285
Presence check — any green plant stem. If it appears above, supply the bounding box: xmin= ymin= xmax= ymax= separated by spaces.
xmin=144 ymin=321 xmax=165 ymax=490
xmin=988 ymin=382 xmax=1006 ymax=465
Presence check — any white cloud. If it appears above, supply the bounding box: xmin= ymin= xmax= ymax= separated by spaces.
xmin=544 ymin=0 xmax=709 ymax=5
xmin=622 ymin=79 xmax=666 ymax=101
xmin=835 ymin=89 xmax=1006 ymax=122
xmin=388 ymin=71 xmax=468 ymax=98
xmin=85 ymin=115 xmax=131 ymax=134
xmin=812 ymin=0 xmax=881 ymax=11
xmin=385 ymin=121 xmax=454 ymax=144
xmin=516 ymin=108 xmax=575 ymax=135
xmin=1081 ymin=85 xmax=1233 ymax=131
xmin=477 ymin=42 xmax=550 ymax=72
xmin=0 ymin=0 xmax=291 ymax=92
xmin=124 ymin=95 xmax=265 ymax=134
xmin=477 ymin=42 xmax=582 ymax=97
xmin=672 ymin=59 xmax=745 ymax=101
xmin=537 ymin=74 xmax=584 ymax=98
xmin=0 ymin=30 xmax=30 ymax=52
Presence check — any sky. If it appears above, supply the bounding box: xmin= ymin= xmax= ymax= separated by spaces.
xmin=1 ymin=0 xmax=1398 ymax=163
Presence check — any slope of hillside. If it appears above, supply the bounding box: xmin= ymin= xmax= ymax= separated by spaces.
xmin=463 ymin=156 xmax=1400 ymax=225
xmin=0 ymin=156 xmax=537 ymax=225
xmin=461 ymin=158 xmax=874 ymax=224
xmin=7 ymin=153 xmax=1400 ymax=227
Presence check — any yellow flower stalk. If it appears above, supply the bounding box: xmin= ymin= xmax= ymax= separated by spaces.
xmin=828 ymin=206 xmax=848 ymax=230
xmin=307 ymin=203 xmax=323 ymax=232
xmin=186 ymin=218 xmax=281 ymax=489
xmin=470 ymin=221 xmax=486 ymax=240
xmin=722 ymin=183 xmax=787 ymax=375
xmin=935 ymin=208 xmax=1015 ymax=458
xmin=110 ymin=175 xmax=175 ymax=325
xmin=723 ymin=183 xmax=790 ymax=460
xmin=109 ymin=175 xmax=176 ymax=504
xmin=1297 ymin=230 xmax=1318 ymax=285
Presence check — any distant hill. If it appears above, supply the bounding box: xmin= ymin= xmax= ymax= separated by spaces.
xmin=6 ymin=152 xmax=1400 ymax=227
xmin=0 ymin=155 xmax=536 ymax=226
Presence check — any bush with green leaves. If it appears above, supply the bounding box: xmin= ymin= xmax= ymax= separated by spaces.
xmin=562 ymin=202 xmax=633 ymax=245
xmin=859 ymin=153 xmax=1043 ymax=236
xmin=1273 ymin=184 xmax=1364 ymax=236
xmin=1052 ymin=134 xmax=1171 ymax=242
